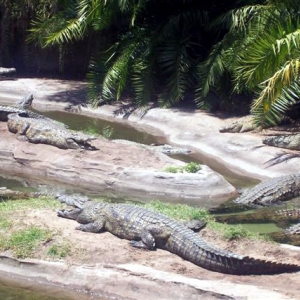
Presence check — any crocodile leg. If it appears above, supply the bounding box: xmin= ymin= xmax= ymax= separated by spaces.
xmin=76 ymin=219 xmax=106 ymax=233
xmin=130 ymin=225 xmax=172 ymax=250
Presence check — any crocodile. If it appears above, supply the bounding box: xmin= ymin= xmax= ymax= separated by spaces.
xmin=57 ymin=198 xmax=300 ymax=275
xmin=263 ymin=134 xmax=300 ymax=150
xmin=0 ymin=93 xmax=56 ymax=123
xmin=0 ymin=93 xmax=34 ymax=121
xmin=286 ymin=223 xmax=300 ymax=235
xmin=7 ymin=113 xmax=96 ymax=150
xmin=112 ymin=139 xmax=191 ymax=155
xmin=219 ymin=115 xmax=257 ymax=133
xmin=233 ymin=173 xmax=300 ymax=207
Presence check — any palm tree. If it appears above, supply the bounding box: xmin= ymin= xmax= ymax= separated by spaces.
xmin=28 ymin=0 xmax=240 ymax=107
xmin=197 ymin=0 xmax=300 ymax=126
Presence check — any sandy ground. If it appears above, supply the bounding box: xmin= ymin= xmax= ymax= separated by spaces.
xmin=1 ymin=206 xmax=300 ymax=299
xmin=0 ymin=78 xmax=300 ymax=299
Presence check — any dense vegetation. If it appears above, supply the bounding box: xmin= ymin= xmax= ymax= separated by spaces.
xmin=1 ymin=0 xmax=300 ymax=126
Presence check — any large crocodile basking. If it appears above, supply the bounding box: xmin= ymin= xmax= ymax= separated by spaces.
xmin=263 ymin=134 xmax=300 ymax=150
xmin=112 ymin=139 xmax=191 ymax=155
xmin=8 ymin=113 xmax=96 ymax=150
xmin=57 ymin=195 xmax=300 ymax=275
xmin=233 ymin=173 xmax=300 ymax=207
xmin=219 ymin=115 xmax=256 ymax=133
xmin=1 ymin=94 xmax=96 ymax=149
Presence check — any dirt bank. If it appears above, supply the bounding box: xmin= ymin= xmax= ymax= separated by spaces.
xmin=1 ymin=206 xmax=300 ymax=299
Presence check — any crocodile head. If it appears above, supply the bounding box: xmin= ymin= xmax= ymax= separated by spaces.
xmin=16 ymin=93 xmax=34 ymax=110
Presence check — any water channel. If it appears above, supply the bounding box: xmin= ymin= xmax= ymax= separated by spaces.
xmin=0 ymin=109 xmax=299 ymax=298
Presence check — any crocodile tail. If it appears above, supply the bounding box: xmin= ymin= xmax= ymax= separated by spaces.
xmin=205 ymin=253 xmax=300 ymax=275
xmin=184 ymin=248 xmax=300 ymax=275
xmin=236 ymin=256 xmax=300 ymax=275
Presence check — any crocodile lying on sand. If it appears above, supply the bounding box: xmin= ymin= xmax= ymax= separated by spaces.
xmin=57 ymin=196 xmax=300 ymax=275
xmin=233 ymin=173 xmax=300 ymax=207
xmin=112 ymin=139 xmax=191 ymax=155
xmin=219 ymin=115 xmax=256 ymax=133
xmin=7 ymin=113 xmax=96 ymax=150
xmin=263 ymin=134 xmax=300 ymax=150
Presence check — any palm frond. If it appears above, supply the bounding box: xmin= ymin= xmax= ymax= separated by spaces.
xmin=156 ymin=36 xmax=196 ymax=106
xmin=251 ymin=58 xmax=300 ymax=126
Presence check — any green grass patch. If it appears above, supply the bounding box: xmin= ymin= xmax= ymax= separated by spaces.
xmin=145 ymin=200 xmax=209 ymax=221
xmin=47 ymin=242 xmax=71 ymax=259
xmin=0 ymin=217 xmax=12 ymax=230
xmin=209 ymin=221 xmax=265 ymax=241
xmin=163 ymin=162 xmax=202 ymax=174
xmin=0 ymin=196 xmax=60 ymax=213
xmin=1 ymin=226 xmax=53 ymax=258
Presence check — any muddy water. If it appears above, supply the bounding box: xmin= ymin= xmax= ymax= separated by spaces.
xmin=0 ymin=275 xmax=108 ymax=300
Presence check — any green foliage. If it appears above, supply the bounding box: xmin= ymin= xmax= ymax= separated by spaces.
xmin=28 ymin=1 xmax=219 ymax=107
xmin=209 ymin=222 xmax=264 ymax=241
xmin=0 ymin=218 xmax=12 ymax=230
xmin=223 ymin=225 xmax=252 ymax=241
xmin=183 ymin=162 xmax=202 ymax=173
xmin=163 ymin=165 xmax=181 ymax=173
xmin=1 ymin=226 xmax=53 ymax=258
xmin=163 ymin=162 xmax=202 ymax=173
xmin=198 ymin=0 xmax=300 ymax=125
xmin=145 ymin=200 xmax=209 ymax=221
xmin=0 ymin=197 xmax=60 ymax=213
xmin=47 ymin=242 xmax=71 ymax=258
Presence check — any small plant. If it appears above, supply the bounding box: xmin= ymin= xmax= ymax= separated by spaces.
xmin=145 ymin=200 xmax=209 ymax=221
xmin=163 ymin=166 xmax=182 ymax=173
xmin=163 ymin=162 xmax=202 ymax=174
xmin=223 ymin=225 xmax=252 ymax=241
xmin=47 ymin=242 xmax=71 ymax=258
xmin=183 ymin=162 xmax=202 ymax=173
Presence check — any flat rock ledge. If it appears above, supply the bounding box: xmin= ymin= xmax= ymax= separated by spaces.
xmin=0 ymin=255 xmax=293 ymax=300
xmin=0 ymin=123 xmax=236 ymax=206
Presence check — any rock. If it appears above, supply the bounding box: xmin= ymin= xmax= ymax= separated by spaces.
xmin=0 ymin=123 xmax=236 ymax=206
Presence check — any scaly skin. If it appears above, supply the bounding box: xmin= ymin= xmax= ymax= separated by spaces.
xmin=57 ymin=200 xmax=300 ymax=275
xmin=234 ymin=173 xmax=300 ymax=206
xmin=219 ymin=115 xmax=256 ymax=133
xmin=263 ymin=134 xmax=300 ymax=150
xmin=7 ymin=113 xmax=96 ymax=150
xmin=0 ymin=93 xmax=34 ymax=121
